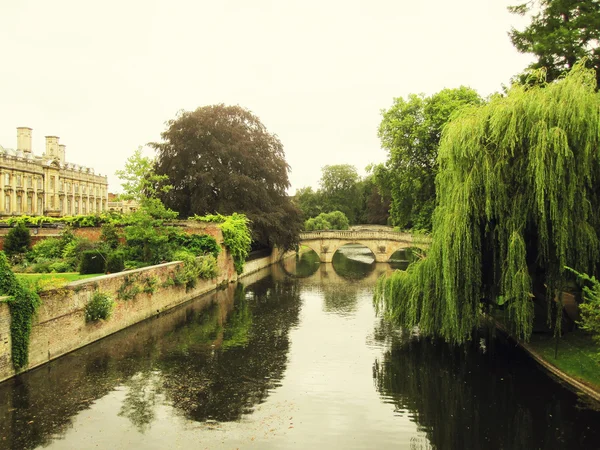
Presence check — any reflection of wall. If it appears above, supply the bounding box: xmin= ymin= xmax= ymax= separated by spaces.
xmin=0 ymin=236 xmax=296 ymax=383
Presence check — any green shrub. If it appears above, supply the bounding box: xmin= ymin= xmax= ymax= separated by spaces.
xmin=48 ymin=260 xmax=72 ymax=273
xmin=198 ymin=254 xmax=218 ymax=279
xmin=79 ymin=251 xmax=107 ymax=274
xmin=32 ymin=261 xmax=53 ymax=273
xmin=142 ymin=276 xmax=159 ymax=294
xmin=4 ymin=222 xmax=31 ymax=256
xmin=28 ymin=238 xmax=63 ymax=260
xmin=106 ymin=251 xmax=125 ymax=274
xmin=85 ymin=291 xmax=114 ymax=322
xmin=117 ymin=274 xmax=142 ymax=300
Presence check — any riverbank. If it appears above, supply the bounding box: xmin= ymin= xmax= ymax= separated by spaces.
xmin=494 ymin=321 xmax=600 ymax=402
xmin=0 ymin=242 xmax=292 ymax=384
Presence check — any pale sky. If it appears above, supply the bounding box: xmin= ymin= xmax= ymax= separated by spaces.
xmin=0 ymin=0 xmax=532 ymax=194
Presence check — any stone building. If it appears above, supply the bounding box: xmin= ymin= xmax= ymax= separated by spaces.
xmin=0 ymin=127 xmax=108 ymax=217
xmin=107 ymin=192 xmax=139 ymax=214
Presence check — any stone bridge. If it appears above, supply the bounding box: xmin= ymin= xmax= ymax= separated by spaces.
xmin=299 ymin=230 xmax=430 ymax=263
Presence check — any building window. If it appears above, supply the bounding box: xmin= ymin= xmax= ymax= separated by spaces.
xmin=27 ymin=176 xmax=32 ymax=188
xmin=82 ymin=202 xmax=86 ymax=214
xmin=50 ymin=196 xmax=55 ymax=208
xmin=67 ymin=199 xmax=71 ymax=215
xmin=50 ymin=177 xmax=55 ymax=191
xmin=37 ymin=177 xmax=42 ymax=190
xmin=27 ymin=196 xmax=33 ymax=214
xmin=37 ymin=197 xmax=43 ymax=214
xmin=4 ymin=173 xmax=9 ymax=185
xmin=59 ymin=198 xmax=64 ymax=213
xmin=4 ymin=194 xmax=10 ymax=213
xmin=59 ymin=180 xmax=64 ymax=192
xmin=74 ymin=184 xmax=79 ymax=194
xmin=16 ymin=195 xmax=22 ymax=213
xmin=16 ymin=175 xmax=22 ymax=187
xmin=75 ymin=200 xmax=79 ymax=215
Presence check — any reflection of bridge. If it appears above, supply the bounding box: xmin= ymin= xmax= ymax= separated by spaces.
xmin=275 ymin=258 xmax=390 ymax=286
xmin=299 ymin=230 xmax=430 ymax=263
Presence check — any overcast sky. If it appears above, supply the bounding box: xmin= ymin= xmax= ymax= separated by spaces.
xmin=0 ymin=0 xmax=532 ymax=194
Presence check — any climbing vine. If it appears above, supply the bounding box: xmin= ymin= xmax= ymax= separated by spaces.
xmin=375 ymin=64 xmax=600 ymax=344
xmin=0 ymin=252 xmax=41 ymax=370
xmin=192 ymin=213 xmax=252 ymax=274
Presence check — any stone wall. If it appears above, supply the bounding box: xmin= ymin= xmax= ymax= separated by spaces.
xmin=0 ymin=238 xmax=289 ymax=383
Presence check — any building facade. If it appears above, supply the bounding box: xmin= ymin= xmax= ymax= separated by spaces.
xmin=0 ymin=127 xmax=108 ymax=217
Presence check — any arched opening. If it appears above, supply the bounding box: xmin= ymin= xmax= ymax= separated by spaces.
xmin=388 ymin=247 xmax=423 ymax=271
xmin=331 ymin=244 xmax=376 ymax=279
xmin=279 ymin=248 xmax=320 ymax=278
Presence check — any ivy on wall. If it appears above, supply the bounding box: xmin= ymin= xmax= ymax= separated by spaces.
xmin=0 ymin=251 xmax=41 ymax=370
xmin=192 ymin=214 xmax=252 ymax=274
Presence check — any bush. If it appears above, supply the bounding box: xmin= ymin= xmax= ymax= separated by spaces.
xmin=48 ymin=260 xmax=72 ymax=273
xmin=106 ymin=251 xmax=125 ymax=274
xmin=85 ymin=291 xmax=114 ymax=322
xmin=4 ymin=222 xmax=31 ymax=256
xmin=32 ymin=261 xmax=53 ymax=273
xmin=79 ymin=251 xmax=107 ymax=274
xmin=28 ymin=238 xmax=63 ymax=261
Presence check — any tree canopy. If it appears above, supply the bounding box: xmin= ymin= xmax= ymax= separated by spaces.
xmin=508 ymin=0 xmax=600 ymax=85
xmin=151 ymin=104 xmax=302 ymax=250
xmin=375 ymin=87 xmax=483 ymax=230
xmin=375 ymin=64 xmax=600 ymax=344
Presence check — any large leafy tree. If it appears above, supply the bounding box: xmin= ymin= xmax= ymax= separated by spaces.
xmin=376 ymin=87 xmax=483 ymax=231
xmin=151 ymin=104 xmax=302 ymax=250
xmin=376 ymin=65 xmax=600 ymax=344
xmin=508 ymin=0 xmax=600 ymax=85
xmin=318 ymin=164 xmax=361 ymax=223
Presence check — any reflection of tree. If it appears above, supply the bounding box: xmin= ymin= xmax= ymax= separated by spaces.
xmin=157 ymin=274 xmax=302 ymax=422
xmin=118 ymin=370 xmax=162 ymax=433
xmin=372 ymin=321 xmax=600 ymax=450
xmin=0 ymin=273 xmax=302 ymax=448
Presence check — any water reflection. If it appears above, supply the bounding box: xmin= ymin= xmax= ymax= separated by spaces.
xmin=0 ymin=274 xmax=302 ymax=449
xmin=371 ymin=322 xmax=600 ymax=450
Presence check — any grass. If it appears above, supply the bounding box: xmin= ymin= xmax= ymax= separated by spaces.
xmin=15 ymin=272 xmax=103 ymax=290
xmin=527 ymin=330 xmax=600 ymax=391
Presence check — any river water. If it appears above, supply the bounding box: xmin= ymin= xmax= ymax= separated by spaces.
xmin=1 ymin=246 xmax=599 ymax=449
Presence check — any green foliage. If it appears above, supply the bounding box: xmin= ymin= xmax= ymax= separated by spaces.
xmin=85 ymin=291 xmax=115 ymax=322
xmin=376 ymin=87 xmax=483 ymax=231
xmin=100 ymin=222 xmax=121 ymax=249
xmin=79 ymin=251 xmax=107 ymax=275
xmin=152 ymin=104 xmax=302 ymax=250
xmin=48 ymin=261 xmax=72 ymax=273
xmin=142 ymin=276 xmax=159 ymax=294
xmin=117 ymin=274 xmax=142 ymax=300
xmin=4 ymin=222 xmax=31 ymax=256
xmin=191 ymin=214 xmax=251 ymax=273
xmin=167 ymin=230 xmax=220 ymax=258
xmin=106 ymin=251 xmax=125 ymax=273
xmin=304 ymin=211 xmax=350 ymax=231
xmin=566 ymin=268 xmax=600 ymax=357
xmin=0 ymin=251 xmax=41 ymax=370
xmin=0 ymin=213 xmax=118 ymax=228
xmin=508 ymin=0 xmax=600 ymax=86
xmin=318 ymin=164 xmax=361 ymax=223
xmin=375 ymin=64 xmax=600 ymax=344
xmin=172 ymin=250 xmax=219 ymax=290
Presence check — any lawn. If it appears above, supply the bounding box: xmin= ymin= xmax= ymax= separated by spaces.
xmin=15 ymin=273 xmax=103 ymax=290
xmin=527 ymin=330 xmax=600 ymax=391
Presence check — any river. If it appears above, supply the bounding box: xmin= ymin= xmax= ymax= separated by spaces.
xmin=0 ymin=246 xmax=599 ymax=449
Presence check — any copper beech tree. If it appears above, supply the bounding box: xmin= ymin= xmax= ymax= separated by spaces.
xmin=151 ymin=104 xmax=302 ymax=250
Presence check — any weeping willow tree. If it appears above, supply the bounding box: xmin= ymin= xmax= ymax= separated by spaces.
xmin=375 ymin=64 xmax=600 ymax=343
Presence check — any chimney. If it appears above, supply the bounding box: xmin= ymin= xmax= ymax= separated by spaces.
xmin=17 ymin=127 xmax=32 ymax=153
xmin=45 ymin=136 xmax=60 ymax=159
xmin=58 ymin=144 xmax=66 ymax=163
